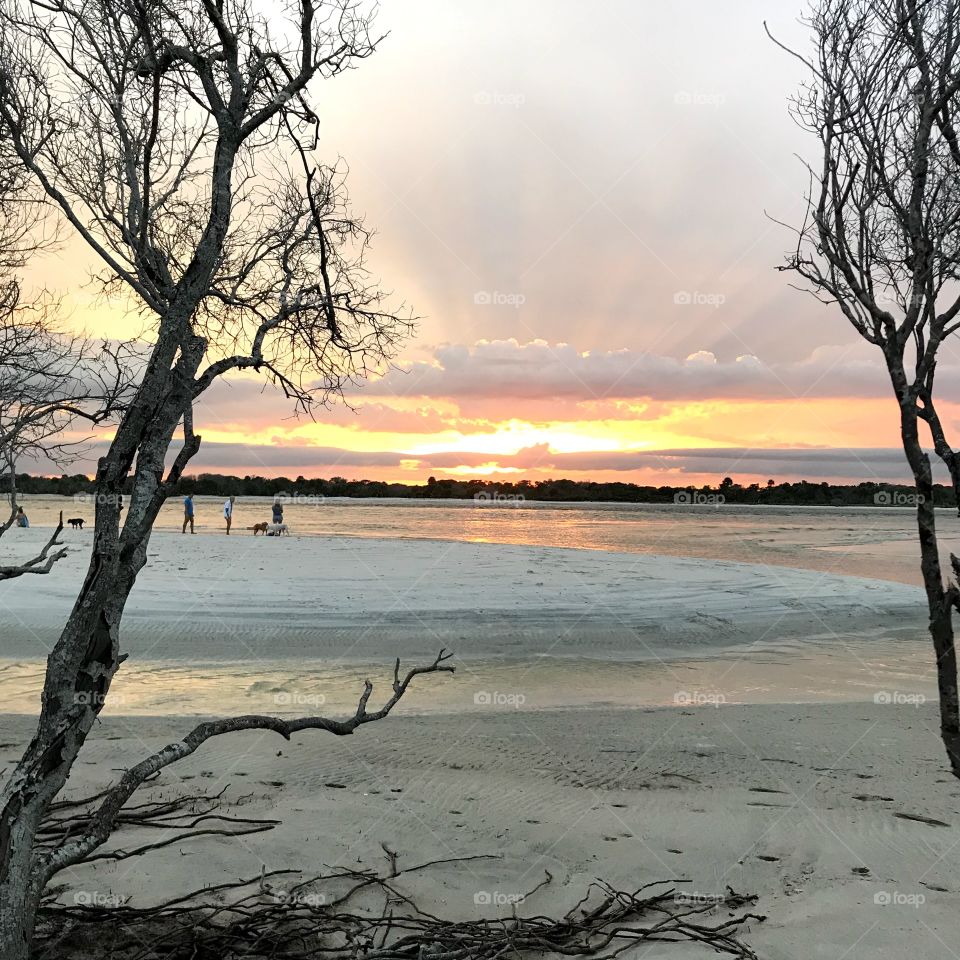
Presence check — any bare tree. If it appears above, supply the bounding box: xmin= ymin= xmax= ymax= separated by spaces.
xmin=0 ymin=295 xmax=138 ymax=579
xmin=0 ymin=81 xmax=134 ymax=578
xmin=0 ymin=1 xmax=427 ymax=955
xmin=770 ymin=0 xmax=960 ymax=775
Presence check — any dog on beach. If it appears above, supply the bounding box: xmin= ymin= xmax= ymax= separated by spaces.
xmin=249 ymin=522 xmax=268 ymax=535
xmin=267 ymin=522 xmax=290 ymax=536
xmin=67 ymin=518 xmax=84 ymax=530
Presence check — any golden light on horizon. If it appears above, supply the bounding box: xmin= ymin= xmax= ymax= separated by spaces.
xmin=172 ymin=395 xmax=914 ymax=471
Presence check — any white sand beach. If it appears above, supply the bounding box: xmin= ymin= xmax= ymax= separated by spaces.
xmin=0 ymin=526 xmax=930 ymax=657
xmin=0 ymin=523 xmax=954 ymax=958
xmin=2 ymin=704 xmax=955 ymax=959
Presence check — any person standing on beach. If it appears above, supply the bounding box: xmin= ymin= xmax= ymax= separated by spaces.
xmin=272 ymin=498 xmax=284 ymax=525
xmin=223 ymin=495 xmax=236 ymax=535
xmin=182 ymin=494 xmax=195 ymax=534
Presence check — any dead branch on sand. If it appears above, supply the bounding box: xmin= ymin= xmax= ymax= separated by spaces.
xmin=37 ymin=786 xmax=280 ymax=863
xmin=35 ymin=838 xmax=764 ymax=959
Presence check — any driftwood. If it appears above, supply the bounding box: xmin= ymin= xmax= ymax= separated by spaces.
xmin=0 ymin=511 xmax=66 ymax=580
xmin=36 ymin=865 xmax=763 ymax=959
xmin=31 ymin=783 xmax=764 ymax=959
xmin=37 ymin=785 xmax=280 ymax=863
xmin=43 ymin=651 xmax=456 ymax=878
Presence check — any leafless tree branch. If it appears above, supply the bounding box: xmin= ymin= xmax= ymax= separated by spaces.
xmin=774 ymin=0 xmax=960 ymax=776
xmin=0 ymin=3 xmax=419 ymax=954
xmin=44 ymin=651 xmax=455 ymax=879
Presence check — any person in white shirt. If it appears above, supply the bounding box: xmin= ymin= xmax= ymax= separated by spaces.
xmin=223 ymin=495 xmax=236 ymax=535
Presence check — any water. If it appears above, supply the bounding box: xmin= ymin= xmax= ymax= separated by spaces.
xmin=2 ymin=495 xmax=940 ymax=715
xmin=11 ymin=493 xmax=945 ymax=585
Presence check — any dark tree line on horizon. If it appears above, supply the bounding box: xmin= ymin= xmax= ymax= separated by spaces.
xmin=4 ymin=470 xmax=954 ymax=508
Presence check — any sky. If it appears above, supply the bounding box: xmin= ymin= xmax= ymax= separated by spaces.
xmin=25 ymin=0 xmax=960 ymax=485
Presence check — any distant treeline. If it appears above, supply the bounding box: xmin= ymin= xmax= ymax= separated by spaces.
xmin=4 ymin=471 xmax=955 ymax=508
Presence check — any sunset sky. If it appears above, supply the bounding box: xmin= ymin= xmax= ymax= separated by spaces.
xmin=24 ymin=0 xmax=960 ymax=485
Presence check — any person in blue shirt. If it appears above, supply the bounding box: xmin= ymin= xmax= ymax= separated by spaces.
xmin=182 ymin=494 xmax=195 ymax=534
xmin=15 ymin=506 xmax=28 ymax=528
xmin=272 ymin=498 xmax=284 ymax=525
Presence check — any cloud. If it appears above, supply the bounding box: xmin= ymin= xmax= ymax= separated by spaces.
xmin=21 ymin=442 xmax=928 ymax=484
xmin=193 ymin=373 xmax=458 ymax=435
xmin=168 ymin=442 xmax=405 ymax=471
xmin=174 ymin=441 xmax=933 ymax=483
xmin=355 ymin=338 xmax=931 ymax=403
xmin=18 ymin=434 xmax=932 ymax=483
xmin=508 ymin=446 xmax=918 ymax=479
xmin=401 ymin=444 xmax=925 ymax=481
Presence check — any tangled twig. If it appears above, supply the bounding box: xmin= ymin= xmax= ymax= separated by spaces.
xmin=34 ymin=787 xmax=763 ymax=958
xmin=36 ymin=869 xmax=763 ymax=959
xmin=38 ymin=785 xmax=279 ymax=862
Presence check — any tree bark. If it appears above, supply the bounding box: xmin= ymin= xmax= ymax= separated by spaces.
xmin=0 ymin=337 xmax=201 ymax=953
xmin=893 ymin=364 xmax=960 ymax=776
xmin=0 ymin=1 xmax=405 ymax=945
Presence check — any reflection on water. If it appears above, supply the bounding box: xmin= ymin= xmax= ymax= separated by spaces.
xmin=2 ymin=497 xmax=940 ymax=717
xmin=12 ymin=494 xmax=946 ymax=585
xmin=0 ymin=640 xmax=938 ymax=717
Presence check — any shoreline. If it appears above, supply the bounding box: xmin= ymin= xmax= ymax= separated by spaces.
xmin=13 ymin=490 xmax=953 ymax=513
xmin=0 ymin=638 xmax=937 ymax=717
xmin=1 ymin=523 xmax=952 ymax=957
xmin=0 ymin=529 xmax=927 ymax=664
xmin=3 ymin=497 xmax=939 ymax=588
xmin=1 ymin=529 xmax=932 ymax=719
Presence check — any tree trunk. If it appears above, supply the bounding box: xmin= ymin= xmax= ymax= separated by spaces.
xmin=897 ymin=392 xmax=960 ymax=776
xmin=0 ymin=339 xmax=203 ymax=948
xmin=0 ymin=93 xmax=238 ymax=940
xmin=929 ymin=599 xmax=960 ymax=774
xmin=0 ymin=864 xmax=43 ymax=959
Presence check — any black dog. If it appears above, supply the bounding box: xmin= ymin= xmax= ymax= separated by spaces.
xmin=67 ymin=518 xmax=84 ymax=530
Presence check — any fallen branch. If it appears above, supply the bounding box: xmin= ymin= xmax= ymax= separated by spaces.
xmin=37 ymin=785 xmax=280 ymax=861
xmin=33 ymin=776 xmax=762 ymax=959
xmin=35 ymin=866 xmax=763 ymax=960
xmin=0 ymin=511 xmax=67 ymax=580
xmin=41 ymin=651 xmax=456 ymax=880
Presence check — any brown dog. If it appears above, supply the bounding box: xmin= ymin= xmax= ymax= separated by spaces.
xmin=249 ymin=522 xmax=268 ymax=535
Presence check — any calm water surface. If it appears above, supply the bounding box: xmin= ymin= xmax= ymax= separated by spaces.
xmin=12 ymin=494 xmax=953 ymax=585
xmin=2 ymin=496 xmax=941 ymax=714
